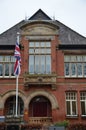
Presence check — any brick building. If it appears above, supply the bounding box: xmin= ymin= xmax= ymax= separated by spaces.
xmin=0 ymin=9 xmax=86 ymax=130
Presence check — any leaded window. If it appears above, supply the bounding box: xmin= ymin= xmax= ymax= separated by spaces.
xmin=0 ymin=56 xmax=15 ymax=77
xmin=64 ymin=55 xmax=86 ymax=77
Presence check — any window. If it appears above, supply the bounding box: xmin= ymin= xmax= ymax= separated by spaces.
xmin=0 ymin=56 xmax=15 ymax=77
xmin=66 ymin=92 xmax=77 ymax=116
xmin=5 ymin=96 xmax=24 ymax=116
xmin=80 ymin=92 xmax=86 ymax=116
xmin=64 ymin=55 xmax=86 ymax=77
xmin=29 ymin=41 xmax=51 ymax=74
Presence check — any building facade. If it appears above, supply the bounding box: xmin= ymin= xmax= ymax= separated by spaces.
xmin=0 ymin=9 xmax=86 ymax=130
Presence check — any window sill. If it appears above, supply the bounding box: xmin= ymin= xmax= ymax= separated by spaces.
xmin=0 ymin=76 xmax=15 ymax=79
xmin=81 ymin=115 xmax=86 ymax=119
xmin=66 ymin=115 xmax=78 ymax=119
xmin=65 ymin=76 xmax=86 ymax=79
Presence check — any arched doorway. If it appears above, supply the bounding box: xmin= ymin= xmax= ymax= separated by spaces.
xmin=29 ymin=96 xmax=52 ymax=117
xmin=4 ymin=96 xmax=24 ymax=116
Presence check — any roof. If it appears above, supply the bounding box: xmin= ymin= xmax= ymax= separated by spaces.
xmin=0 ymin=9 xmax=86 ymax=46
xmin=29 ymin=9 xmax=52 ymax=20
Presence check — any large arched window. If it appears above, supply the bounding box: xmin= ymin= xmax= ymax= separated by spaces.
xmin=4 ymin=96 xmax=24 ymax=116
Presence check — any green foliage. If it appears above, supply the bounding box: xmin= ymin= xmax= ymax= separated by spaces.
xmin=54 ymin=120 xmax=69 ymax=127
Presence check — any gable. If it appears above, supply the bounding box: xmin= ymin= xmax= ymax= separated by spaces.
xmin=29 ymin=9 xmax=51 ymax=20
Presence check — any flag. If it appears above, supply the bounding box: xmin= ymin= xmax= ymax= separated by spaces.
xmin=14 ymin=42 xmax=21 ymax=76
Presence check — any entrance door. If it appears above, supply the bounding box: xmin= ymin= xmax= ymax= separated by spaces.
xmin=7 ymin=125 xmax=19 ymax=130
xmin=33 ymin=102 xmax=47 ymax=117
xmin=29 ymin=96 xmax=52 ymax=117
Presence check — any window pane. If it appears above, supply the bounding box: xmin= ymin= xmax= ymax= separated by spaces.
xmin=35 ymin=42 xmax=39 ymax=47
xmin=84 ymin=63 xmax=86 ymax=76
xmin=41 ymin=55 xmax=45 ymax=74
xmin=65 ymin=63 xmax=69 ymax=76
xmin=64 ymin=56 xmax=70 ymax=62
xmin=35 ymin=49 xmax=39 ymax=54
xmin=83 ymin=56 xmax=86 ymax=62
xmin=29 ymin=55 xmax=34 ymax=73
xmin=46 ymin=49 xmax=51 ymax=53
xmin=5 ymin=56 xmax=10 ymax=62
xmin=11 ymin=63 xmax=14 ymax=76
xmin=71 ymin=56 xmax=76 ymax=62
xmin=0 ymin=64 xmax=3 ymax=76
xmin=46 ymin=55 xmax=51 ymax=73
xmin=77 ymin=56 xmax=82 ymax=62
xmin=66 ymin=101 xmax=70 ymax=115
xmin=0 ymin=56 xmax=3 ymax=62
xmin=41 ymin=48 xmax=45 ymax=54
xmin=77 ymin=63 xmax=82 ymax=76
xmin=35 ymin=55 xmax=40 ymax=73
xmin=5 ymin=64 xmax=9 ymax=76
xmin=11 ymin=56 xmax=15 ymax=62
xmin=71 ymin=63 xmax=76 ymax=76
xmin=29 ymin=49 xmax=34 ymax=54
xmin=41 ymin=42 xmax=45 ymax=47
xmin=72 ymin=101 xmax=76 ymax=115
xmin=81 ymin=102 xmax=85 ymax=115
xmin=29 ymin=42 xmax=34 ymax=47
xmin=46 ymin=42 xmax=51 ymax=47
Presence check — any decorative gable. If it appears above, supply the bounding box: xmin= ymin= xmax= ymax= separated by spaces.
xmin=21 ymin=21 xmax=59 ymax=36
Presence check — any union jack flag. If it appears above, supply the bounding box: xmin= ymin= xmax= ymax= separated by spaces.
xmin=14 ymin=42 xmax=21 ymax=76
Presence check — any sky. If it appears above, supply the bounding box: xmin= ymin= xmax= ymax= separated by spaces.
xmin=0 ymin=0 xmax=86 ymax=37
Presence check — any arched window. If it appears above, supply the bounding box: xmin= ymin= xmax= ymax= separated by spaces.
xmin=4 ymin=96 xmax=24 ymax=116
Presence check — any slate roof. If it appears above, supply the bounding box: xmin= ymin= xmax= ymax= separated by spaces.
xmin=0 ymin=9 xmax=86 ymax=46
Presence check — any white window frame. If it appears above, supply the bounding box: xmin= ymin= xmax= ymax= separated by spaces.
xmin=0 ymin=56 xmax=15 ymax=78
xmin=29 ymin=41 xmax=51 ymax=74
xmin=64 ymin=55 xmax=86 ymax=77
xmin=66 ymin=92 xmax=78 ymax=117
xmin=80 ymin=92 xmax=86 ymax=116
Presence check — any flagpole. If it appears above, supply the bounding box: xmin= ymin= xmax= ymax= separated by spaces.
xmin=15 ymin=76 xmax=18 ymax=117
xmin=15 ymin=32 xmax=20 ymax=117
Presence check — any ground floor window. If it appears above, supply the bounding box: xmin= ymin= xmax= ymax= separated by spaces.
xmin=4 ymin=96 xmax=24 ymax=116
xmin=66 ymin=92 xmax=77 ymax=116
xmin=80 ymin=92 xmax=86 ymax=116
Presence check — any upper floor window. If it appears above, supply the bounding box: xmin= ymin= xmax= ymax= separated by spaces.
xmin=66 ymin=92 xmax=77 ymax=117
xmin=29 ymin=41 xmax=51 ymax=74
xmin=64 ymin=55 xmax=86 ymax=77
xmin=0 ymin=56 xmax=15 ymax=77
xmin=80 ymin=92 xmax=86 ymax=116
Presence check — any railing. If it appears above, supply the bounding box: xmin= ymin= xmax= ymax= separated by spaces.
xmin=29 ymin=117 xmax=52 ymax=125
xmin=5 ymin=115 xmax=24 ymax=123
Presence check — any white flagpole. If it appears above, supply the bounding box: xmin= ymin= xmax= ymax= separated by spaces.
xmin=15 ymin=32 xmax=20 ymax=117
xmin=15 ymin=76 xmax=18 ymax=117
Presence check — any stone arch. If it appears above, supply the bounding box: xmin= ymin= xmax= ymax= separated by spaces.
xmin=26 ymin=90 xmax=58 ymax=109
xmin=1 ymin=90 xmax=26 ymax=108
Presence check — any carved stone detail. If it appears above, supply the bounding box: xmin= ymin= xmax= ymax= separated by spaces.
xmin=24 ymin=74 xmax=57 ymax=90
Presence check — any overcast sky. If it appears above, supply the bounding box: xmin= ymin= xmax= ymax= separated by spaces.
xmin=0 ymin=0 xmax=86 ymax=37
